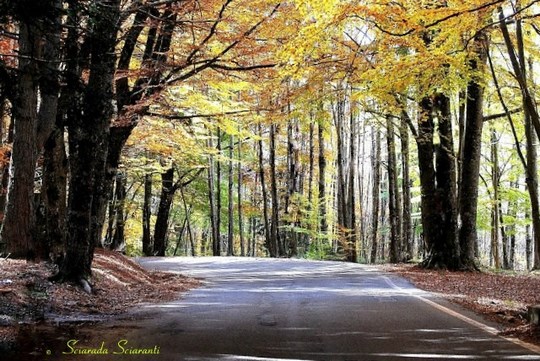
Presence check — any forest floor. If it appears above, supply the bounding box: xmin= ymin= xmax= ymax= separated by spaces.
xmin=386 ymin=264 xmax=540 ymax=346
xmin=0 ymin=249 xmax=200 ymax=351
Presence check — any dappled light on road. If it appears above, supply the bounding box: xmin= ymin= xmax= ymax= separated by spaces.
xmin=20 ymin=258 xmax=538 ymax=361
xmin=115 ymin=257 xmax=540 ymax=360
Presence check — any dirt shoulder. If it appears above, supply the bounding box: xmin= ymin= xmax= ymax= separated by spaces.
xmin=386 ymin=264 xmax=540 ymax=346
xmin=0 ymin=249 xmax=200 ymax=350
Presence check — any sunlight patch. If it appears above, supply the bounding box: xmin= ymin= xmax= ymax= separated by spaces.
xmin=373 ymin=353 xmax=482 ymax=359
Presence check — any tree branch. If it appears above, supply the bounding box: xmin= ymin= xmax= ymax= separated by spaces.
xmin=483 ymin=108 xmax=522 ymax=122
xmin=146 ymin=109 xmax=266 ymax=120
xmin=210 ymin=62 xmax=276 ymax=71
xmin=165 ymin=3 xmax=281 ymax=85
xmin=358 ymin=0 xmax=507 ymax=38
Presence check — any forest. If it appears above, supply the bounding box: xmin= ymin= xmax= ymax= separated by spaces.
xmin=1 ymin=0 xmax=540 ymax=291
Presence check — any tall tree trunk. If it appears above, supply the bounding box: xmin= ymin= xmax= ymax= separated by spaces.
xmin=318 ymin=116 xmax=328 ymax=236
xmin=386 ymin=116 xmax=401 ymax=263
xmin=286 ymin=116 xmax=300 ymax=257
xmin=257 ymin=124 xmax=274 ymax=256
xmin=3 ymin=0 xmax=61 ymax=260
xmin=512 ymin=14 xmax=540 ymax=270
xmin=347 ymin=105 xmax=357 ymax=262
xmin=335 ymin=98 xmax=348 ymax=256
xmin=59 ymin=0 xmax=121 ymax=288
xmin=458 ymin=32 xmax=487 ymax=270
xmin=39 ymin=126 xmax=67 ymax=262
xmin=417 ymin=98 xmax=436 ymax=265
xmin=491 ymin=128 xmax=502 ymax=269
xmin=488 ymin=22 xmax=540 ymax=271
xmin=358 ymin=116 xmax=367 ymax=261
xmin=227 ymin=135 xmax=235 ymax=256
xmin=110 ymin=172 xmax=126 ymax=251
xmin=417 ymin=95 xmax=460 ymax=269
xmin=153 ymin=167 xmax=175 ymax=256
xmin=142 ymin=173 xmax=153 ymax=256
xmin=506 ymin=192 xmax=518 ymax=270
xmin=2 ymin=21 xmax=40 ymax=259
xmin=238 ymin=137 xmax=245 ymax=257
xmin=216 ymin=128 xmax=223 ymax=255
xmin=180 ymin=187 xmax=195 ymax=257
xmin=35 ymin=0 xmax=62 ymax=259
xmin=400 ymin=114 xmax=412 ymax=260
xmin=457 ymin=90 xmax=467 ymax=201
xmin=173 ymin=213 xmax=189 ymax=256
xmin=525 ymin=105 xmax=540 ymax=270
xmin=370 ymin=125 xmax=381 ymax=264
xmin=434 ymin=95 xmax=460 ymax=268
xmin=269 ymin=124 xmax=282 ymax=256
xmin=526 ymin=209 xmax=532 ymax=271
xmin=0 ymin=120 xmax=13 ymax=223
xmin=207 ymin=135 xmax=220 ymax=256
xmin=306 ymin=120 xmax=315 ymax=250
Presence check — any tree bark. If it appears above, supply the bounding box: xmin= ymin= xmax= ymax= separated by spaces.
xmin=487 ymin=23 xmax=540 ymax=271
xmin=525 ymin=103 xmax=540 ymax=270
xmin=335 ymin=98 xmax=348 ymax=256
xmin=347 ymin=104 xmax=357 ymax=262
xmin=238 ymin=137 xmax=245 ymax=256
xmin=2 ymin=0 xmax=62 ymax=260
xmin=269 ymin=124 xmax=282 ymax=256
xmin=500 ymin=12 xmax=540 ymax=270
xmin=39 ymin=126 xmax=67 ymax=262
xmin=153 ymin=167 xmax=175 ymax=256
xmin=0 ymin=120 xmax=12 ymax=223
xmin=207 ymin=135 xmax=220 ymax=256
xmin=370 ymin=125 xmax=381 ymax=264
xmin=307 ymin=120 xmax=315 ymax=250
xmin=1 ymin=21 xmax=40 ymax=259
xmin=216 ymin=129 xmax=223 ymax=254
xmin=227 ymin=135 xmax=235 ymax=256
xmin=386 ymin=116 xmax=401 ymax=263
xmin=526 ymin=209 xmax=533 ymax=270
xmin=400 ymin=114 xmax=413 ymax=260
xmin=286 ymin=116 xmax=300 ymax=257
xmin=110 ymin=172 xmax=126 ymax=251
xmin=491 ymin=128 xmax=502 ymax=269
xmin=318 ymin=116 xmax=328 ymax=236
xmin=257 ymin=124 xmax=274 ymax=256
xmin=179 ymin=187 xmax=195 ymax=257
xmin=142 ymin=173 xmax=153 ymax=256
xmin=417 ymin=95 xmax=460 ymax=270
xmin=59 ymin=0 xmax=121 ymax=288
xmin=458 ymin=32 xmax=487 ymax=270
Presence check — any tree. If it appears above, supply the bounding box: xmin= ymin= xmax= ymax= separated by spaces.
xmin=142 ymin=173 xmax=153 ymax=256
xmin=57 ymin=0 xmax=122 ymax=288
xmin=417 ymin=94 xmax=460 ymax=269
xmin=458 ymin=30 xmax=489 ymax=270
xmin=370 ymin=125 xmax=381 ymax=264
xmin=1 ymin=0 xmax=61 ymax=260
xmin=386 ymin=115 xmax=402 ymax=263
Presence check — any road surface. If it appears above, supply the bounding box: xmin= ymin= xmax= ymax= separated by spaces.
xmin=32 ymin=258 xmax=540 ymax=360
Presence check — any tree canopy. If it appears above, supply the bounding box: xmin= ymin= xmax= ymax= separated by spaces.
xmin=1 ymin=0 xmax=540 ymax=288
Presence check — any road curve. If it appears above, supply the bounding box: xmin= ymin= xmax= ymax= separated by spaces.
xmin=50 ymin=258 xmax=540 ymax=360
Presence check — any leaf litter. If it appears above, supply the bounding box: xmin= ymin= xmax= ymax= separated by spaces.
xmin=386 ymin=264 xmax=540 ymax=346
xmin=0 ymin=249 xmax=200 ymax=350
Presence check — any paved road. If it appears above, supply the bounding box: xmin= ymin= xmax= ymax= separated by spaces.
xmin=44 ymin=258 xmax=540 ymax=360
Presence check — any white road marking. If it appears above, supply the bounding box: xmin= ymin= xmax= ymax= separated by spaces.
xmin=382 ymin=275 xmax=540 ymax=355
